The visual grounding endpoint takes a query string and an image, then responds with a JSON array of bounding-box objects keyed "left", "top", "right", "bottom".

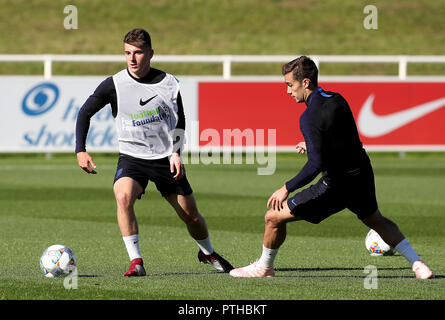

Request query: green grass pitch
[{"left": 0, "top": 152, "right": 444, "bottom": 300}]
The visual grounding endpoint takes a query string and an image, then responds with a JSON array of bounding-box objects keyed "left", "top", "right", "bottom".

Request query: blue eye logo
[{"left": 22, "top": 83, "right": 59, "bottom": 116}]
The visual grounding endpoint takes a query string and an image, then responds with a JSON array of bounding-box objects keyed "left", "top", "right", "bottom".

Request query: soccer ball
[
  {"left": 365, "top": 229, "right": 394, "bottom": 256},
  {"left": 40, "top": 244, "right": 77, "bottom": 278}
]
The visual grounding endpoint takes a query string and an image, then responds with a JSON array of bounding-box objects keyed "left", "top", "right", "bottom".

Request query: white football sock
[
  {"left": 257, "top": 244, "right": 279, "bottom": 267},
  {"left": 195, "top": 236, "right": 214, "bottom": 255},
  {"left": 394, "top": 238, "right": 421, "bottom": 266},
  {"left": 123, "top": 234, "right": 142, "bottom": 261}
]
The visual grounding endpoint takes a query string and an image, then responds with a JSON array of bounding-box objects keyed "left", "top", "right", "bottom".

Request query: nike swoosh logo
[
  {"left": 139, "top": 95, "right": 158, "bottom": 106},
  {"left": 358, "top": 94, "right": 445, "bottom": 137}
]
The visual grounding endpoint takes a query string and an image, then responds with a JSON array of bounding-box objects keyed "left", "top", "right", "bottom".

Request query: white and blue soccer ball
[
  {"left": 40, "top": 244, "right": 77, "bottom": 278},
  {"left": 365, "top": 229, "right": 394, "bottom": 256}
]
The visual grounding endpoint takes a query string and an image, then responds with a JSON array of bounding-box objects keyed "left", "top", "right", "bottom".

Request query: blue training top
[{"left": 285, "top": 87, "right": 369, "bottom": 192}]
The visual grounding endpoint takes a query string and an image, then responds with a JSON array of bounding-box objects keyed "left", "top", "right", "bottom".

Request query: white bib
[{"left": 113, "top": 69, "right": 179, "bottom": 159}]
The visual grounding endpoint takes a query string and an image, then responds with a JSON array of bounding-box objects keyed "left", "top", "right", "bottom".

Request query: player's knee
[
  {"left": 187, "top": 215, "right": 201, "bottom": 225},
  {"left": 182, "top": 213, "right": 202, "bottom": 227},
  {"left": 264, "top": 209, "right": 282, "bottom": 227},
  {"left": 360, "top": 209, "right": 383, "bottom": 227},
  {"left": 380, "top": 216, "right": 400, "bottom": 231},
  {"left": 114, "top": 191, "right": 133, "bottom": 209},
  {"left": 183, "top": 203, "right": 199, "bottom": 217},
  {"left": 178, "top": 207, "right": 201, "bottom": 225}
]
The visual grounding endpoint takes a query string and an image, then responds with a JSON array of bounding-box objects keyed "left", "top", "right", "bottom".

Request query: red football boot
[{"left": 124, "top": 258, "right": 146, "bottom": 277}]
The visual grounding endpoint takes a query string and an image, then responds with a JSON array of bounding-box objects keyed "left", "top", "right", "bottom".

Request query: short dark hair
[
  {"left": 123, "top": 28, "right": 152, "bottom": 49},
  {"left": 282, "top": 56, "right": 318, "bottom": 87}
]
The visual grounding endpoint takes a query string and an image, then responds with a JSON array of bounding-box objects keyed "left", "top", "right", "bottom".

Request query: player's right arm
[
  {"left": 77, "top": 151, "right": 97, "bottom": 174},
  {"left": 285, "top": 121, "right": 322, "bottom": 192},
  {"left": 75, "top": 76, "right": 117, "bottom": 174},
  {"left": 267, "top": 185, "right": 289, "bottom": 211}
]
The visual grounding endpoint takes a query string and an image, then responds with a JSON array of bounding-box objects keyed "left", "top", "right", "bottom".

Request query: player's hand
[
  {"left": 296, "top": 141, "right": 307, "bottom": 154},
  {"left": 267, "top": 185, "right": 289, "bottom": 211},
  {"left": 170, "top": 153, "right": 185, "bottom": 180},
  {"left": 77, "top": 152, "right": 97, "bottom": 174}
]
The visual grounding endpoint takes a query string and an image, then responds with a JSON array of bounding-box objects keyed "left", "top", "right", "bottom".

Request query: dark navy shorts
[
  {"left": 287, "top": 164, "right": 378, "bottom": 224},
  {"left": 113, "top": 153, "right": 193, "bottom": 198}
]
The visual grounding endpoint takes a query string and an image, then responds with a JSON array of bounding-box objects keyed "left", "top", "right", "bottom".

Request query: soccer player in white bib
[{"left": 75, "top": 28, "right": 233, "bottom": 276}]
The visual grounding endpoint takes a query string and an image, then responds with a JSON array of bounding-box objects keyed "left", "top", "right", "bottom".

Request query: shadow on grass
[
  {"left": 274, "top": 267, "right": 444, "bottom": 279},
  {"left": 149, "top": 271, "right": 221, "bottom": 277},
  {"left": 77, "top": 271, "right": 224, "bottom": 278},
  {"left": 276, "top": 267, "right": 410, "bottom": 272}
]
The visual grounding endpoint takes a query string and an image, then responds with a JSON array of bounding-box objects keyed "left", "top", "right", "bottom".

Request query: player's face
[
  {"left": 124, "top": 43, "right": 154, "bottom": 78},
  {"left": 284, "top": 72, "right": 307, "bottom": 103}
]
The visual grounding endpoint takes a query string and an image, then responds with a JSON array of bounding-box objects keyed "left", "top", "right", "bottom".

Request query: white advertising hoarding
[{"left": 0, "top": 76, "right": 198, "bottom": 152}]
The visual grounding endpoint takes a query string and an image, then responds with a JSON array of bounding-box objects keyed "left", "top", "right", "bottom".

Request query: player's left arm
[
  {"left": 170, "top": 91, "right": 186, "bottom": 180},
  {"left": 267, "top": 137, "right": 318, "bottom": 210},
  {"left": 170, "top": 152, "right": 185, "bottom": 180}
]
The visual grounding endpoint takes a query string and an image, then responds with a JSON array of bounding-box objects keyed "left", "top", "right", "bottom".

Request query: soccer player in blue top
[{"left": 230, "top": 56, "right": 433, "bottom": 279}]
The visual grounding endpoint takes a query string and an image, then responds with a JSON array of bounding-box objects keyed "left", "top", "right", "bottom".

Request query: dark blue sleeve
[
  {"left": 285, "top": 118, "right": 322, "bottom": 192},
  {"left": 75, "top": 77, "right": 115, "bottom": 153}
]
